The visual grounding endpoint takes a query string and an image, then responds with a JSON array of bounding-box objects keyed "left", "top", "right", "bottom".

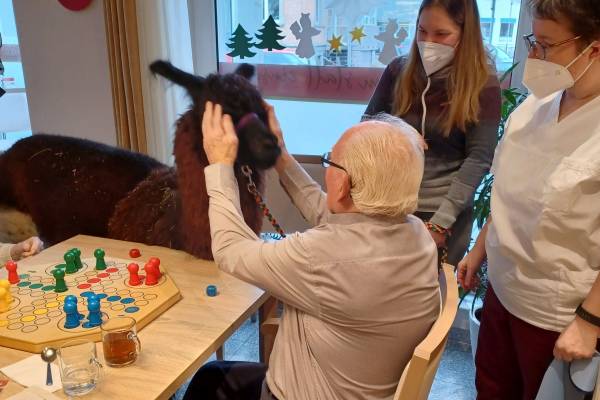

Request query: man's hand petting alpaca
[
  {"left": 264, "top": 102, "right": 293, "bottom": 174},
  {"left": 202, "top": 101, "right": 239, "bottom": 166}
]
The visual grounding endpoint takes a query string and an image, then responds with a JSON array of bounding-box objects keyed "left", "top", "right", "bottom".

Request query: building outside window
[
  {"left": 500, "top": 18, "right": 516, "bottom": 38},
  {"left": 264, "top": 0, "right": 281, "bottom": 22}
]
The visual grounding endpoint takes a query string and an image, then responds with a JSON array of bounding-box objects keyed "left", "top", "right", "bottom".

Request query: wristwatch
[{"left": 575, "top": 303, "right": 600, "bottom": 328}]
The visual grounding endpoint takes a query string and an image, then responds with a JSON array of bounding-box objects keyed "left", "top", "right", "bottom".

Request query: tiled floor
[{"left": 174, "top": 318, "right": 477, "bottom": 399}]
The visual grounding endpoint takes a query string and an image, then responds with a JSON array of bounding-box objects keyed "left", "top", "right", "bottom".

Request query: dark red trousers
[{"left": 475, "top": 286, "right": 560, "bottom": 400}]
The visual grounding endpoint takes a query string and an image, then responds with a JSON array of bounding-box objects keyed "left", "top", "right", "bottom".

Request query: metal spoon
[{"left": 41, "top": 347, "right": 57, "bottom": 386}]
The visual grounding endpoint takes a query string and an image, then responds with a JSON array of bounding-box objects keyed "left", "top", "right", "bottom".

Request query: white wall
[{"left": 12, "top": 0, "right": 117, "bottom": 146}]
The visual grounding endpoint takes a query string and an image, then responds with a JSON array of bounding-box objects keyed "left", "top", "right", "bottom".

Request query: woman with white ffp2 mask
[
  {"left": 365, "top": 0, "right": 501, "bottom": 267},
  {"left": 458, "top": 0, "right": 600, "bottom": 398}
]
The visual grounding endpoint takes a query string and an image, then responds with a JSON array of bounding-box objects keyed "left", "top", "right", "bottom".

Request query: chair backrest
[{"left": 393, "top": 263, "right": 459, "bottom": 400}]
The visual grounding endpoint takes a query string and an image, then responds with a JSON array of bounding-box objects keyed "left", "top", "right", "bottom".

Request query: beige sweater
[
  {"left": 0, "top": 243, "right": 13, "bottom": 265},
  {"left": 205, "top": 160, "right": 440, "bottom": 400}
]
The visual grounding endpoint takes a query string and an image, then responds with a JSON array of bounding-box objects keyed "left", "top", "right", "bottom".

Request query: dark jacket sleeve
[
  {"left": 363, "top": 58, "right": 404, "bottom": 117},
  {"left": 429, "top": 75, "right": 502, "bottom": 228}
]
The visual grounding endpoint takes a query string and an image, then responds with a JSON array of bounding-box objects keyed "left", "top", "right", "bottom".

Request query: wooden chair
[
  {"left": 259, "top": 264, "right": 458, "bottom": 400},
  {"left": 394, "top": 263, "right": 458, "bottom": 400}
]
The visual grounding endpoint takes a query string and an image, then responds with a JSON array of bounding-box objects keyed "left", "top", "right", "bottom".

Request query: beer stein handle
[{"left": 128, "top": 331, "right": 141, "bottom": 354}]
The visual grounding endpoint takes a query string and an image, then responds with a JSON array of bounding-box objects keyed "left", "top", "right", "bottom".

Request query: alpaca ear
[
  {"left": 149, "top": 60, "right": 205, "bottom": 92},
  {"left": 235, "top": 63, "right": 255, "bottom": 80}
]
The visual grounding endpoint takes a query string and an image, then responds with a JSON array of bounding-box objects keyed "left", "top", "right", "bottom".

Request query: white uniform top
[{"left": 487, "top": 91, "right": 600, "bottom": 332}]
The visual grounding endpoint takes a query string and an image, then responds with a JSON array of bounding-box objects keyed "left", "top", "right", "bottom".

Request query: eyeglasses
[
  {"left": 523, "top": 33, "right": 581, "bottom": 60},
  {"left": 320, "top": 152, "right": 347, "bottom": 172},
  {"left": 321, "top": 151, "right": 353, "bottom": 188}
]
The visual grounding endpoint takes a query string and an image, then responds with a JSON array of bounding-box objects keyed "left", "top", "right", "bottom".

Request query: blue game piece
[
  {"left": 86, "top": 298, "right": 102, "bottom": 327},
  {"left": 206, "top": 285, "right": 218, "bottom": 297},
  {"left": 65, "top": 295, "right": 77, "bottom": 303},
  {"left": 64, "top": 302, "right": 80, "bottom": 329},
  {"left": 65, "top": 295, "right": 85, "bottom": 320}
]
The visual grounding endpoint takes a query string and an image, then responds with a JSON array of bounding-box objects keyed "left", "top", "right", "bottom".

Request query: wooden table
[{"left": 0, "top": 235, "right": 270, "bottom": 399}]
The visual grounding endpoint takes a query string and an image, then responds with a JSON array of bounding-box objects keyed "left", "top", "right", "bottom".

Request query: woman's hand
[
  {"left": 457, "top": 250, "right": 485, "bottom": 291},
  {"left": 553, "top": 317, "right": 599, "bottom": 362},
  {"left": 10, "top": 236, "right": 44, "bottom": 261},
  {"left": 429, "top": 230, "right": 447, "bottom": 247},
  {"left": 201, "top": 101, "right": 239, "bottom": 166}
]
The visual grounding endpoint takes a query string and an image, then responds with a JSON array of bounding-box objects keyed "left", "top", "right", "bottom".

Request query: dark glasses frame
[
  {"left": 523, "top": 33, "right": 581, "bottom": 60},
  {"left": 320, "top": 152, "right": 347, "bottom": 172}
]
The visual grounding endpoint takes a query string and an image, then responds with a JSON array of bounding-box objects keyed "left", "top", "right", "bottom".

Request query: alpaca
[{"left": 0, "top": 61, "right": 280, "bottom": 260}]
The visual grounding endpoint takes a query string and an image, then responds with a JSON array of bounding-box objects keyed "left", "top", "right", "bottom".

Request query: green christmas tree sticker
[
  {"left": 255, "top": 15, "right": 286, "bottom": 51},
  {"left": 226, "top": 24, "right": 256, "bottom": 59}
]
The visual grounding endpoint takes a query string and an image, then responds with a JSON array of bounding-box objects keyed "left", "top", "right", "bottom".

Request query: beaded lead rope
[{"left": 241, "top": 165, "right": 286, "bottom": 238}]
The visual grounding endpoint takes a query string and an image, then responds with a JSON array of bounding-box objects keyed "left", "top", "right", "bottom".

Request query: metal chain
[{"left": 241, "top": 165, "right": 286, "bottom": 238}]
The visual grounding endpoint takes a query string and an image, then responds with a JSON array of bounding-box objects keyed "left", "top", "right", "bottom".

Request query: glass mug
[
  {"left": 58, "top": 339, "right": 103, "bottom": 397},
  {"left": 101, "top": 316, "right": 141, "bottom": 367}
]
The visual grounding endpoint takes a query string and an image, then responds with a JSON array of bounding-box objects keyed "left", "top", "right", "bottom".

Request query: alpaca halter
[
  {"left": 235, "top": 113, "right": 259, "bottom": 131},
  {"left": 241, "top": 165, "right": 286, "bottom": 238}
]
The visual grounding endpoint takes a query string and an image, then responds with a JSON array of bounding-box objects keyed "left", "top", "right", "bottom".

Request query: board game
[{"left": 0, "top": 249, "right": 182, "bottom": 352}]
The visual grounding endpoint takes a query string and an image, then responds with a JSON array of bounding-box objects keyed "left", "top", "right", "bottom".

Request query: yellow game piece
[
  {"left": 0, "top": 288, "right": 8, "bottom": 313},
  {"left": 0, "top": 280, "right": 11, "bottom": 304}
]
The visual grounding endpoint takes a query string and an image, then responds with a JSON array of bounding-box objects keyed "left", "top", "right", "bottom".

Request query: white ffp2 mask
[
  {"left": 418, "top": 41, "right": 456, "bottom": 76},
  {"left": 522, "top": 41, "right": 597, "bottom": 98}
]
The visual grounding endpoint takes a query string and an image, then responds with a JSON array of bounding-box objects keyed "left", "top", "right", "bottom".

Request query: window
[
  {"left": 264, "top": 0, "right": 281, "bottom": 22},
  {"left": 0, "top": 0, "right": 31, "bottom": 151},
  {"left": 480, "top": 18, "right": 493, "bottom": 42},
  {"left": 214, "top": 0, "right": 526, "bottom": 155},
  {"left": 500, "top": 18, "right": 516, "bottom": 38}
]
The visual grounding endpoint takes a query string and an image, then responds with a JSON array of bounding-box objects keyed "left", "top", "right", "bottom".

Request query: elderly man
[{"left": 183, "top": 102, "right": 440, "bottom": 400}]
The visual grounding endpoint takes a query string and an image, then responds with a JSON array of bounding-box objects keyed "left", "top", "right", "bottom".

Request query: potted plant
[{"left": 461, "top": 63, "right": 527, "bottom": 359}]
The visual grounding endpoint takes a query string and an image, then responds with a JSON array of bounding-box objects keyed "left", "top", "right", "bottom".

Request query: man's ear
[{"left": 339, "top": 174, "right": 352, "bottom": 200}]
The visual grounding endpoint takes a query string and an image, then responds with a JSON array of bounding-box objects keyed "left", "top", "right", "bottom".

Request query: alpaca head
[{"left": 149, "top": 60, "right": 280, "bottom": 170}]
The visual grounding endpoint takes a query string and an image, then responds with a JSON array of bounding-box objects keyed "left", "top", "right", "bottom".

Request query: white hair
[{"left": 341, "top": 114, "right": 425, "bottom": 218}]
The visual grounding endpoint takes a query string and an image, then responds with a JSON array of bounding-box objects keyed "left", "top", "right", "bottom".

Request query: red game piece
[
  {"left": 127, "top": 263, "right": 142, "bottom": 286},
  {"left": 144, "top": 262, "right": 159, "bottom": 286},
  {"left": 5, "top": 261, "right": 19, "bottom": 284},
  {"left": 129, "top": 248, "right": 141, "bottom": 258},
  {"left": 148, "top": 257, "right": 161, "bottom": 277}
]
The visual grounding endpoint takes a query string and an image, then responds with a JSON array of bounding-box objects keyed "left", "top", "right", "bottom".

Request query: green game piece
[
  {"left": 94, "top": 248, "right": 107, "bottom": 271},
  {"left": 70, "top": 248, "right": 83, "bottom": 270},
  {"left": 74, "top": 248, "right": 83, "bottom": 270},
  {"left": 52, "top": 269, "right": 68, "bottom": 293},
  {"left": 64, "top": 251, "right": 77, "bottom": 274}
]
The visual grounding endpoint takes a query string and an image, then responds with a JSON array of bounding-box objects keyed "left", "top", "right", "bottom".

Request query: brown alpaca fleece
[
  {"left": 0, "top": 62, "right": 277, "bottom": 261},
  {"left": 171, "top": 111, "right": 264, "bottom": 259},
  {"left": 109, "top": 111, "right": 264, "bottom": 260}
]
